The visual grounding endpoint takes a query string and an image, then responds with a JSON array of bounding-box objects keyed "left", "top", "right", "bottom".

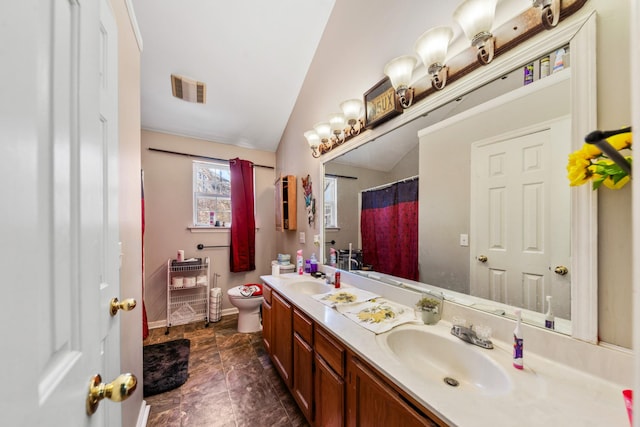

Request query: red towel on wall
[{"left": 229, "top": 158, "right": 256, "bottom": 272}]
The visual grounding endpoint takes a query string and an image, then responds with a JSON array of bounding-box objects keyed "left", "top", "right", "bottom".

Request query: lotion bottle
[
  {"left": 544, "top": 296, "right": 555, "bottom": 330},
  {"left": 513, "top": 310, "right": 524, "bottom": 370},
  {"left": 296, "top": 249, "right": 304, "bottom": 275},
  {"left": 329, "top": 248, "right": 337, "bottom": 267}
]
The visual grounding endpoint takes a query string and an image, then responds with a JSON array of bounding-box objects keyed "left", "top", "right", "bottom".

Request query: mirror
[{"left": 322, "top": 12, "right": 597, "bottom": 339}]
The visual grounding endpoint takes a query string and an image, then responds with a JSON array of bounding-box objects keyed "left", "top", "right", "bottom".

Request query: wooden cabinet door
[
  {"left": 315, "top": 354, "right": 345, "bottom": 427},
  {"left": 272, "top": 292, "right": 293, "bottom": 388},
  {"left": 347, "top": 356, "right": 440, "bottom": 427},
  {"left": 261, "top": 300, "right": 272, "bottom": 354},
  {"left": 293, "top": 332, "right": 314, "bottom": 423}
]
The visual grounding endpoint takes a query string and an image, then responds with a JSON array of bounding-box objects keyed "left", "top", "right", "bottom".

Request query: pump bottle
[
  {"left": 545, "top": 296, "right": 555, "bottom": 330},
  {"left": 513, "top": 310, "right": 524, "bottom": 370}
]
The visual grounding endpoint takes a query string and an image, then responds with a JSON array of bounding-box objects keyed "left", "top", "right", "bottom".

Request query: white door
[
  {"left": 470, "top": 118, "right": 571, "bottom": 318},
  {"left": 0, "top": 1, "right": 126, "bottom": 426}
]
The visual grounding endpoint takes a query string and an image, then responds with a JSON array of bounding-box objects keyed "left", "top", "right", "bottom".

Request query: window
[
  {"left": 193, "top": 161, "right": 232, "bottom": 226},
  {"left": 324, "top": 176, "right": 337, "bottom": 228}
]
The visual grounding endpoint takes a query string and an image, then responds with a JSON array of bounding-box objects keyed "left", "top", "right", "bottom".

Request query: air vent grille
[{"left": 171, "top": 74, "right": 206, "bottom": 104}]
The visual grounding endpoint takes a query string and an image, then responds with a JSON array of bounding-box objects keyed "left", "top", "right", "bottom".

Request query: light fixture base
[{"left": 429, "top": 64, "right": 448, "bottom": 91}]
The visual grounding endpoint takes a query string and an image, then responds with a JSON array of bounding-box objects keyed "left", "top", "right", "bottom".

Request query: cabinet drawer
[
  {"left": 293, "top": 308, "right": 313, "bottom": 344},
  {"left": 263, "top": 284, "right": 272, "bottom": 304},
  {"left": 314, "top": 326, "right": 345, "bottom": 377}
]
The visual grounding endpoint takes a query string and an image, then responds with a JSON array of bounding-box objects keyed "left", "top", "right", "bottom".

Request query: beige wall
[
  {"left": 276, "top": 0, "right": 632, "bottom": 348},
  {"left": 111, "top": 0, "right": 143, "bottom": 425},
  {"left": 141, "top": 130, "right": 276, "bottom": 323}
]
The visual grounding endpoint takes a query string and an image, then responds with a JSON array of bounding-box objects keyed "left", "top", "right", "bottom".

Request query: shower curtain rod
[
  {"left": 325, "top": 173, "right": 358, "bottom": 180},
  {"left": 360, "top": 175, "right": 419, "bottom": 193},
  {"left": 148, "top": 147, "right": 275, "bottom": 170}
]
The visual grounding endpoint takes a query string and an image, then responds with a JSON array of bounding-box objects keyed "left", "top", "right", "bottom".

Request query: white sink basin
[
  {"left": 286, "top": 280, "right": 334, "bottom": 295},
  {"left": 376, "top": 324, "right": 512, "bottom": 396}
]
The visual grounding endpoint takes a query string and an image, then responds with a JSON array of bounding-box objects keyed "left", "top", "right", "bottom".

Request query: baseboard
[
  {"left": 136, "top": 400, "right": 150, "bottom": 427},
  {"left": 147, "top": 308, "right": 239, "bottom": 330}
]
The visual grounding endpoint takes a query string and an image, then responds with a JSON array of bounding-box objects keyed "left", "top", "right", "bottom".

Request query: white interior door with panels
[
  {"left": 470, "top": 118, "right": 571, "bottom": 318},
  {"left": 0, "top": 1, "right": 127, "bottom": 425}
]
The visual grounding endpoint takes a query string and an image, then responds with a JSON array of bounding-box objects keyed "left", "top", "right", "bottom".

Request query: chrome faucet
[{"left": 450, "top": 324, "right": 493, "bottom": 349}]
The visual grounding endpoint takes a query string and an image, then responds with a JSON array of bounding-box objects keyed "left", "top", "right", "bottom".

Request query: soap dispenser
[
  {"left": 544, "top": 296, "right": 555, "bottom": 330},
  {"left": 513, "top": 310, "right": 524, "bottom": 370}
]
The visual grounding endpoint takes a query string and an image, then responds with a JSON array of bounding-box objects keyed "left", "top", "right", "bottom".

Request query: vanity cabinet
[
  {"left": 292, "top": 308, "right": 314, "bottom": 422},
  {"left": 275, "top": 174, "right": 297, "bottom": 231},
  {"left": 262, "top": 284, "right": 273, "bottom": 354},
  {"left": 272, "top": 291, "right": 293, "bottom": 388},
  {"left": 346, "top": 355, "right": 443, "bottom": 427},
  {"left": 263, "top": 285, "right": 444, "bottom": 427},
  {"left": 314, "top": 325, "right": 346, "bottom": 427}
]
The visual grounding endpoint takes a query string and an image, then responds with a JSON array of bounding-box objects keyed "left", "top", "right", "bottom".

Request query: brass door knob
[
  {"left": 110, "top": 297, "right": 137, "bottom": 316},
  {"left": 477, "top": 255, "right": 488, "bottom": 263},
  {"left": 554, "top": 266, "right": 568, "bottom": 276},
  {"left": 86, "top": 373, "right": 137, "bottom": 415}
]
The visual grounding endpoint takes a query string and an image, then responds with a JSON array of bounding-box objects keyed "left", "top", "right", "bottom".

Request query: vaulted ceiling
[{"left": 133, "top": 0, "right": 528, "bottom": 157}]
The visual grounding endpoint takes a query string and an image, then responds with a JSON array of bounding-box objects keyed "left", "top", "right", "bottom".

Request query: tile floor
[{"left": 143, "top": 315, "right": 309, "bottom": 427}]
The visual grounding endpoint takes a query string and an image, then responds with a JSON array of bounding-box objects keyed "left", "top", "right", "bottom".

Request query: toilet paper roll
[
  {"left": 210, "top": 288, "right": 222, "bottom": 296},
  {"left": 172, "top": 276, "right": 184, "bottom": 287},
  {"left": 177, "top": 250, "right": 185, "bottom": 262}
]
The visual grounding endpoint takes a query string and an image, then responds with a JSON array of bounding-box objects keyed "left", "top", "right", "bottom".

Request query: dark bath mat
[{"left": 143, "top": 338, "right": 190, "bottom": 397}]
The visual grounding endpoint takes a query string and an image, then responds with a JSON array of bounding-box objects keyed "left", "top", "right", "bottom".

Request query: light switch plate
[
  {"left": 299, "top": 232, "right": 305, "bottom": 244},
  {"left": 460, "top": 234, "right": 469, "bottom": 247}
]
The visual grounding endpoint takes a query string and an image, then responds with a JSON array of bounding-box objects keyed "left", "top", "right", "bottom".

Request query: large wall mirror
[{"left": 322, "top": 10, "right": 597, "bottom": 341}]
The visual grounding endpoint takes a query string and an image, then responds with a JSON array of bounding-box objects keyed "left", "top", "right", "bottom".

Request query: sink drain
[{"left": 443, "top": 377, "right": 459, "bottom": 387}]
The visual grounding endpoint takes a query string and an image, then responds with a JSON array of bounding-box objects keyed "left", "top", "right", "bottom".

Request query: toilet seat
[{"left": 228, "top": 285, "right": 263, "bottom": 299}]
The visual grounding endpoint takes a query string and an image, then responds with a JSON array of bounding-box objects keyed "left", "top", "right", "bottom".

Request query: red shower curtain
[
  {"left": 229, "top": 158, "right": 256, "bottom": 272},
  {"left": 360, "top": 178, "right": 419, "bottom": 281},
  {"left": 141, "top": 170, "right": 149, "bottom": 339}
]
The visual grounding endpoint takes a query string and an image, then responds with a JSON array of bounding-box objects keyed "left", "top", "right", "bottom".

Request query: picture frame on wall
[{"left": 364, "top": 76, "right": 403, "bottom": 129}]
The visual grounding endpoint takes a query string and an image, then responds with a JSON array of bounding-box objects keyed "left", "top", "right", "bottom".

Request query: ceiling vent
[{"left": 171, "top": 74, "right": 206, "bottom": 104}]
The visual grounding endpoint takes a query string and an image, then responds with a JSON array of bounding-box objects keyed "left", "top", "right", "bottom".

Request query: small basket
[{"left": 172, "top": 303, "right": 196, "bottom": 323}]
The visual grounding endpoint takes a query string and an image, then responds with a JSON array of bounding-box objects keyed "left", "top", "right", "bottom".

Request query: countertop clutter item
[
  {"left": 513, "top": 309, "right": 524, "bottom": 370},
  {"left": 272, "top": 260, "right": 295, "bottom": 272},
  {"left": 166, "top": 257, "right": 210, "bottom": 333},
  {"left": 277, "top": 253, "right": 291, "bottom": 265}
]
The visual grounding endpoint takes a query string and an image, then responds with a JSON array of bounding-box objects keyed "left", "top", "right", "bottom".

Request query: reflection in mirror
[{"left": 322, "top": 17, "right": 596, "bottom": 336}]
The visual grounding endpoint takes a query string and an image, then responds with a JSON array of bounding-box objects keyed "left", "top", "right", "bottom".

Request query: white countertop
[{"left": 261, "top": 273, "right": 630, "bottom": 427}]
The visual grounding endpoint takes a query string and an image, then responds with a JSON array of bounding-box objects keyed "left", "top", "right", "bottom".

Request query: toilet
[{"left": 227, "top": 284, "right": 264, "bottom": 333}]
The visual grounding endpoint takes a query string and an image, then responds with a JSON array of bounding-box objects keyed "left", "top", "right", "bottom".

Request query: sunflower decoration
[
  {"left": 357, "top": 304, "right": 398, "bottom": 324},
  {"left": 324, "top": 291, "right": 356, "bottom": 304},
  {"left": 567, "top": 127, "right": 632, "bottom": 190}
]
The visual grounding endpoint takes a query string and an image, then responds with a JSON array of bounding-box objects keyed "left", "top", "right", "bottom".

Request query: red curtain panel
[
  {"left": 229, "top": 158, "right": 256, "bottom": 272},
  {"left": 360, "top": 178, "right": 419, "bottom": 281},
  {"left": 141, "top": 170, "right": 149, "bottom": 339}
]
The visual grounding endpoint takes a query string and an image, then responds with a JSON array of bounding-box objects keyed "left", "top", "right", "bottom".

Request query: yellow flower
[
  {"left": 606, "top": 131, "right": 632, "bottom": 151},
  {"left": 579, "top": 143, "right": 601, "bottom": 159},
  {"left": 566, "top": 128, "right": 632, "bottom": 190},
  {"left": 566, "top": 153, "right": 592, "bottom": 186},
  {"left": 603, "top": 175, "right": 630, "bottom": 190}
]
